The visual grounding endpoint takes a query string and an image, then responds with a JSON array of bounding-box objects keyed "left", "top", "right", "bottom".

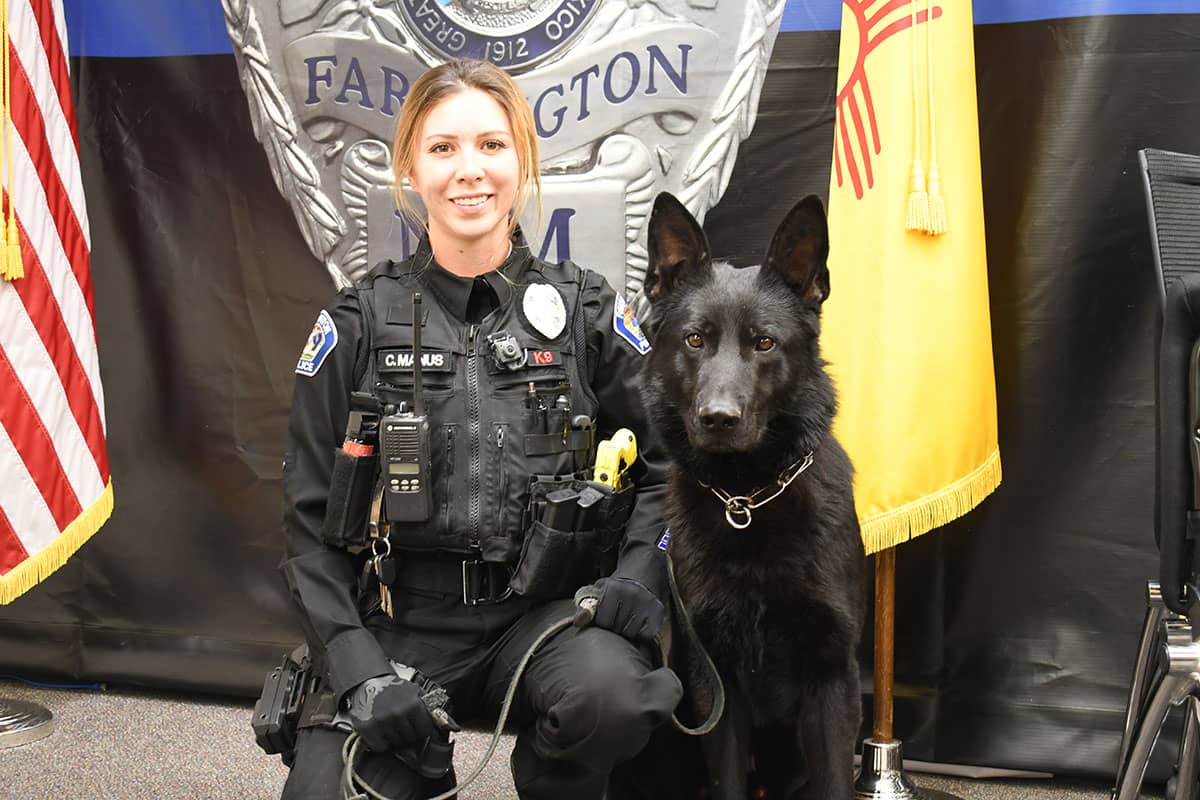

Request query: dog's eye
[
  {"left": 685, "top": 333, "right": 704, "bottom": 349},
  {"left": 755, "top": 336, "right": 776, "bottom": 352}
]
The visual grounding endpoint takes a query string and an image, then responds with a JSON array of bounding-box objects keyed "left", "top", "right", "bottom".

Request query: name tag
[{"left": 378, "top": 349, "right": 455, "bottom": 373}]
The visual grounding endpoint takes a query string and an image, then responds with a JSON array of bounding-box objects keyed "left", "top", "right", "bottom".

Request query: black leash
[
  {"left": 340, "top": 553, "right": 726, "bottom": 800},
  {"left": 661, "top": 552, "right": 725, "bottom": 736}
]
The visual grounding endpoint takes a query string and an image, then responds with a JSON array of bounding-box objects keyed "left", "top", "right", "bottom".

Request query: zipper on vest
[
  {"left": 495, "top": 422, "right": 508, "bottom": 533},
  {"left": 443, "top": 425, "right": 455, "bottom": 530},
  {"left": 467, "top": 324, "right": 481, "bottom": 550}
]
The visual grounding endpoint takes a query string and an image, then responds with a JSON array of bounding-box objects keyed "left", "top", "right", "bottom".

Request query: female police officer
[{"left": 278, "top": 59, "right": 682, "bottom": 799}]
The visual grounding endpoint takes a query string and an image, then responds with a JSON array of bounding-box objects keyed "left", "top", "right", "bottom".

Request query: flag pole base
[
  {"left": 855, "top": 738, "right": 963, "bottom": 800},
  {"left": 0, "top": 698, "right": 54, "bottom": 749}
]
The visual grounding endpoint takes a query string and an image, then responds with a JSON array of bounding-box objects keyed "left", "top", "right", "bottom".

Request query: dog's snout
[{"left": 698, "top": 402, "right": 742, "bottom": 430}]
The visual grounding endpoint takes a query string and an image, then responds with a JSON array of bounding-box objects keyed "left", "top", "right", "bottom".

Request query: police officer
[{"left": 278, "top": 59, "right": 683, "bottom": 799}]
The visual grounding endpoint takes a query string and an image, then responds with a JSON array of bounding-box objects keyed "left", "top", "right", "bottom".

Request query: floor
[{"left": 0, "top": 679, "right": 1151, "bottom": 800}]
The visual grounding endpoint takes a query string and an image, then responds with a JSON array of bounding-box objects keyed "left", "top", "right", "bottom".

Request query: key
[
  {"left": 376, "top": 554, "right": 398, "bottom": 585},
  {"left": 374, "top": 554, "right": 396, "bottom": 618}
]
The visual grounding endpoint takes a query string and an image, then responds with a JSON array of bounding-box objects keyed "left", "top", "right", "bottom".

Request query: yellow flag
[{"left": 823, "top": 0, "right": 1000, "bottom": 555}]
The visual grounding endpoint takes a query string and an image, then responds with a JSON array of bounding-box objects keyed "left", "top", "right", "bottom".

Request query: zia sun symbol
[{"left": 834, "top": 0, "right": 942, "bottom": 200}]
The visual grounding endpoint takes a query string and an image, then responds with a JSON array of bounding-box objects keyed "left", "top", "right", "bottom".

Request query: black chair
[{"left": 1113, "top": 148, "right": 1200, "bottom": 800}]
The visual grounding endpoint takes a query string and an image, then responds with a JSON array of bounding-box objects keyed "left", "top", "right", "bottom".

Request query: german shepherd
[{"left": 639, "top": 192, "right": 866, "bottom": 800}]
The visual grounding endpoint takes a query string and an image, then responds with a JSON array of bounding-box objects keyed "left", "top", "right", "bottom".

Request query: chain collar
[{"left": 700, "top": 451, "right": 815, "bottom": 530}]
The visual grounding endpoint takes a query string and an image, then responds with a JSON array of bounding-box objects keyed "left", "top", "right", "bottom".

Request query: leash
[
  {"left": 340, "top": 555, "right": 727, "bottom": 800},
  {"left": 660, "top": 552, "right": 726, "bottom": 736},
  {"left": 341, "top": 613, "right": 575, "bottom": 800}
]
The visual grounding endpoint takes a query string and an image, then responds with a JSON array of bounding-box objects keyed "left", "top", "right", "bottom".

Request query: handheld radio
[{"left": 381, "top": 292, "right": 433, "bottom": 522}]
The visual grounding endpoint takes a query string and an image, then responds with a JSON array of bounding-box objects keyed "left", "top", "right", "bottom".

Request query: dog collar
[{"left": 701, "top": 452, "right": 815, "bottom": 531}]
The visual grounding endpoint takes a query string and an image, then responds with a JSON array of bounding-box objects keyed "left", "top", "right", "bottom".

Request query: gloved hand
[
  {"left": 346, "top": 673, "right": 437, "bottom": 753},
  {"left": 589, "top": 575, "right": 666, "bottom": 644}
]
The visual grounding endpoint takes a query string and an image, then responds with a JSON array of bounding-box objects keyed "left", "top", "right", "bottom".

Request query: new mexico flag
[{"left": 823, "top": 0, "right": 1001, "bottom": 555}]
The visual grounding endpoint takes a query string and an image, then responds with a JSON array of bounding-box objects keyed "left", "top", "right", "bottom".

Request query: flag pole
[
  {"left": 854, "top": 547, "right": 961, "bottom": 800},
  {"left": 0, "top": 698, "right": 54, "bottom": 749}
]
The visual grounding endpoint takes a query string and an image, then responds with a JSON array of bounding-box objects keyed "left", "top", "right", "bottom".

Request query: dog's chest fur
[{"left": 667, "top": 466, "right": 860, "bottom": 720}]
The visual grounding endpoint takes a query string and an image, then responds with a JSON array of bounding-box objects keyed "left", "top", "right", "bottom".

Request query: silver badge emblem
[
  {"left": 523, "top": 282, "right": 567, "bottom": 340},
  {"left": 223, "top": 0, "right": 785, "bottom": 299}
]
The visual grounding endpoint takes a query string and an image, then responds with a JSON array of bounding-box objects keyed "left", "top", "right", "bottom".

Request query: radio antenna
[{"left": 412, "top": 292, "right": 424, "bottom": 417}]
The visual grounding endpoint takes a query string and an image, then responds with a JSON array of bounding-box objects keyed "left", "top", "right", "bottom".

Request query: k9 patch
[
  {"left": 296, "top": 309, "right": 337, "bottom": 377},
  {"left": 613, "top": 293, "right": 651, "bottom": 355}
]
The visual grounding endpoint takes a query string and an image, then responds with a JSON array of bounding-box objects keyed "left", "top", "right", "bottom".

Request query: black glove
[
  {"left": 590, "top": 575, "right": 666, "bottom": 644},
  {"left": 346, "top": 673, "right": 437, "bottom": 753}
]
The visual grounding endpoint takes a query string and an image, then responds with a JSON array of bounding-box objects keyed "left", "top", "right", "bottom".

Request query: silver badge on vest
[{"left": 522, "top": 283, "right": 567, "bottom": 340}]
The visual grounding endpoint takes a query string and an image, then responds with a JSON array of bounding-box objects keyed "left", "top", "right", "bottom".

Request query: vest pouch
[
  {"left": 320, "top": 448, "right": 379, "bottom": 549},
  {"left": 509, "top": 520, "right": 602, "bottom": 601},
  {"left": 509, "top": 475, "right": 638, "bottom": 599}
]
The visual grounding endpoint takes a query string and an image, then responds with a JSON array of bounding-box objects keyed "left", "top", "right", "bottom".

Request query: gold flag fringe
[
  {"left": 0, "top": 480, "right": 114, "bottom": 604},
  {"left": 904, "top": 0, "right": 928, "bottom": 233},
  {"left": 859, "top": 448, "right": 1001, "bottom": 556}
]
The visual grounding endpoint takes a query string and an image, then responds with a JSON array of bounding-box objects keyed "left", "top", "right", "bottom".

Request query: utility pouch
[
  {"left": 510, "top": 520, "right": 603, "bottom": 601},
  {"left": 320, "top": 448, "right": 379, "bottom": 549},
  {"left": 252, "top": 645, "right": 311, "bottom": 766},
  {"left": 510, "top": 475, "right": 636, "bottom": 600}
]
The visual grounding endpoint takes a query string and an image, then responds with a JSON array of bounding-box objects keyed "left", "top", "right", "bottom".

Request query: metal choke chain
[{"left": 702, "top": 451, "right": 815, "bottom": 530}]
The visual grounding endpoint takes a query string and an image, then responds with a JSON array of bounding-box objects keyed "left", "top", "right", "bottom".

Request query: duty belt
[{"left": 390, "top": 553, "right": 513, "bottom": 606}]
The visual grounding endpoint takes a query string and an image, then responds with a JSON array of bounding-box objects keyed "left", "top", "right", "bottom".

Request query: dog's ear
[
  {"left": 762, "top": 195, "right": 830, "bottom": 306},
  {"left": 645, "top": 192, "right": 711, "bottom": 302}
]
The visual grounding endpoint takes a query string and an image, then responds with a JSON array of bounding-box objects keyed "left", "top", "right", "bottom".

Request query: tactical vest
[{"left": 360, "top": 259, "right": 599, "bottom": 564}]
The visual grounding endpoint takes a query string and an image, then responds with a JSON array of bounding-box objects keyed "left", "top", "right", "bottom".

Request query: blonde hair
[{"left": 392, "top": 59, "right": 541, "bottom": 238}]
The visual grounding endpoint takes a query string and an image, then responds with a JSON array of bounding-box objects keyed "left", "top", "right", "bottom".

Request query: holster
[
  {"left": 509, "top": 473, "right": 636, "bottom": 601},
  {"left": 252, "top": 644, "right": 313, "bottom": 767}
]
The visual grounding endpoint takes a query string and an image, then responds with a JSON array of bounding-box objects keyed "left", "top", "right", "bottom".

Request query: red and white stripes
[{"left": 0, "top": 0, "right": 110, "bottom": 603}]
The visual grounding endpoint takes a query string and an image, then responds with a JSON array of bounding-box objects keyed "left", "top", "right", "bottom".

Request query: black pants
[{"left": 281, "top": 580, "right": 683, "bottom": 800}]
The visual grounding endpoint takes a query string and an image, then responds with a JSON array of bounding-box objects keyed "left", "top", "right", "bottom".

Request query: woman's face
[{"left": 406, "top": 88, "right": 521, "bottom": 254}]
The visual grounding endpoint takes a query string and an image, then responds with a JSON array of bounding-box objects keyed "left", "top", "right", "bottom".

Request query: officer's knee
[{"left": 536, "top": 640, "right": 682, "bottom": 767}]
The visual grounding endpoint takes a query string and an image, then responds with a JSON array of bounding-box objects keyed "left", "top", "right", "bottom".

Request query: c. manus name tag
[{"left": 378, "top": 349, "right": 455, "bottom": 373}]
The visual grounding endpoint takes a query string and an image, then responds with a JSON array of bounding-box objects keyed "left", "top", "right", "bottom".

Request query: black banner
[{"left": 2, "top": 11, "right": 1197, "bottom": 779}]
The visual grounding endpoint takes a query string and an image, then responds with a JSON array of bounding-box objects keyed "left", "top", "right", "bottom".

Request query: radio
[{"left": 381, "top": 292, "right": 433, "bottom": 522}]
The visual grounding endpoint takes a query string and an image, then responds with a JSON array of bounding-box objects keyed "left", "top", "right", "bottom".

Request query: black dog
[{"left": 639, "top": 192, "right": 866, "bottom": 800}]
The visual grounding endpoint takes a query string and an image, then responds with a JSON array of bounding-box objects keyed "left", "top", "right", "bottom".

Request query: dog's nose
[{"left": 698, "top": 403, "right": 742, "bottom": 430}]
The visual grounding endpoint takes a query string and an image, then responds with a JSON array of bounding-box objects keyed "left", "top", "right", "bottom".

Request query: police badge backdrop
[{"left": 0, "top": 0, "right": 1192, "bottom": 780}]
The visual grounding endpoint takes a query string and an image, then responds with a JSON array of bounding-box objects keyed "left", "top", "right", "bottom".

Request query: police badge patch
[
  {"left": 522, "top": 283, "right": 567, "bottom": 340},
  {"left": 296, "top": 309, "right": 338, "bottom": 376},
  {"left": 613, "top": 292, "right": 651, "bottom": 355}
]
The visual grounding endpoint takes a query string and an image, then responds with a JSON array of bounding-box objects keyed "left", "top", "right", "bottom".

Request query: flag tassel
[
  {"left": 0, "top": 0, "right": 21, "bottom": 281},
  {"left": 906, "top": 162, "right": 929, "bottom": 233},
  {"left": 5, "top": 218, "right": 23, "bottom": 280},
  {"left": 924, "top": 0, "right": 947, "bottom": 235},
  {"left": 904, "top": 0, "right": 929, "bottom": 233}
]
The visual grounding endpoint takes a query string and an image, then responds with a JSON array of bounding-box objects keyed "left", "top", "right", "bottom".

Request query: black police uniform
[{"left": 279, "top": 231, "right": 682, "bottom": 800}]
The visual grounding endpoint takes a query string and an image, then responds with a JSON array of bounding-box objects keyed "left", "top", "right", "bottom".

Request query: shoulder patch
[
  {"left": 657, "top": 528, "right": 671, "bottom": 552},
  {"left": 296, "top": 309, "right": 338, "bottom": 377},
  {"left": 613, "top": 293, "right": 651, "bottom": 355}
]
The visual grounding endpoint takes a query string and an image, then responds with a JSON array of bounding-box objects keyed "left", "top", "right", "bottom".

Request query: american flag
[{"left": 0, "top": 0, "right": 110, "bottom": 604}]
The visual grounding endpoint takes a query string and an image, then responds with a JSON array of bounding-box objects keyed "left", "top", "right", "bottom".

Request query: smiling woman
[
  {"left": 275, "top": 58, "right": 682, "bottom": 800},
  {"left": 389, "top": 60, "right": 542, "bottom": 276},
  {"left": 403, "top": 89, "right": 522, "bottom": 276}
]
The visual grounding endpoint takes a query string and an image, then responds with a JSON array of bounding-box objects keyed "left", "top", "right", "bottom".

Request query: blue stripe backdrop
[{"left": 62, "top": 0, "right": 1200, "bottom": 57}]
